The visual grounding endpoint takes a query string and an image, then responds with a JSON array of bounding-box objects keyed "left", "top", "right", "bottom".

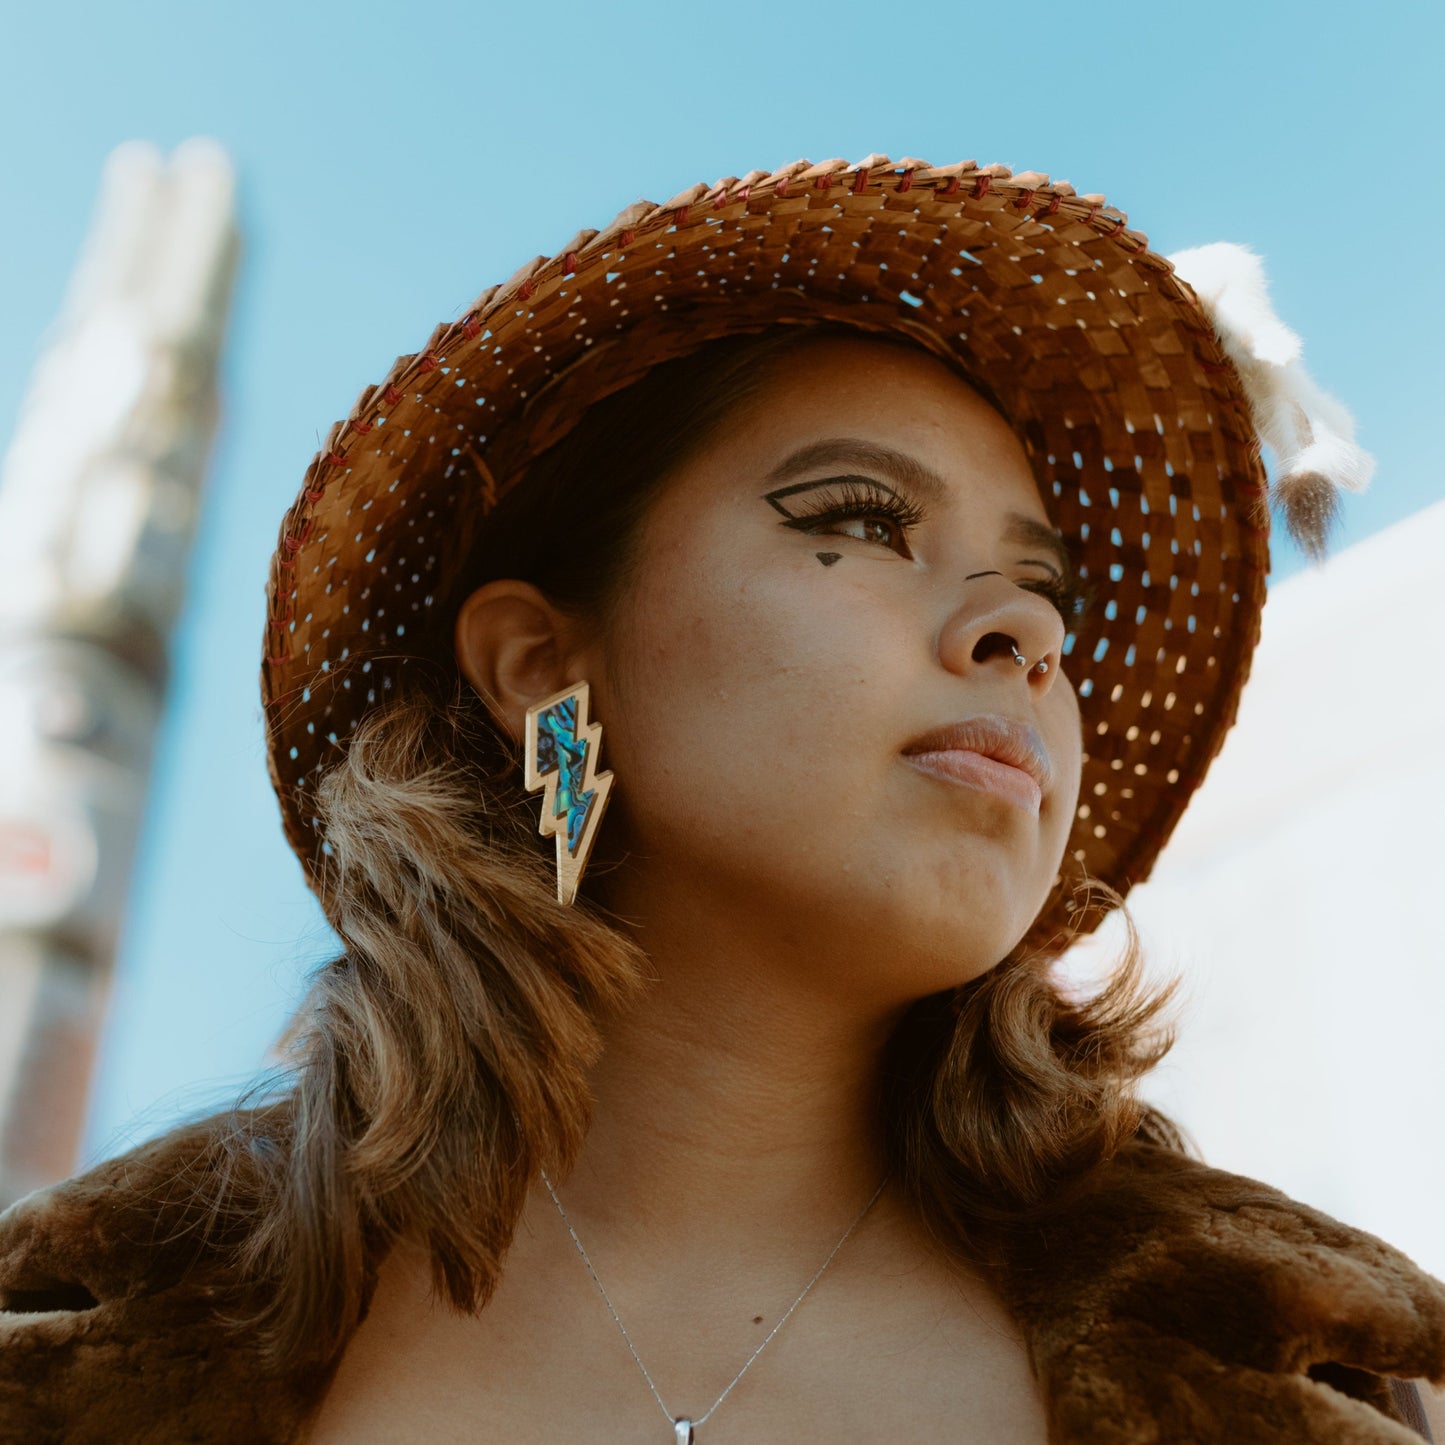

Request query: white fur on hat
[{"left": 1168, "top": 242, "right": 1374, "bottom": 559}]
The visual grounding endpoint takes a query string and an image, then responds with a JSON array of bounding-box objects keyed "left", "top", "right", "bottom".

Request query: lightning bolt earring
[{"left": 523, "top": 681, "right": 615, "bottom": 906}]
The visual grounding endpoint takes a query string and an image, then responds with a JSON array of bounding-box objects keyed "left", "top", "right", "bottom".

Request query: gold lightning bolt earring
[{"left": 523, "top": 681, "right": 616, "bottom": 906}]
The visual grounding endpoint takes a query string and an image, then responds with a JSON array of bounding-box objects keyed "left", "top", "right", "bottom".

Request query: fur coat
[{"left": 1, "top": 1125, "right": 1441, "bottom": 1444}]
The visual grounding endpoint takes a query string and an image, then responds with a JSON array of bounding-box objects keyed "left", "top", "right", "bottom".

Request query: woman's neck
[{"left": 540, "top": 885, "right": 910, "bottom": 1278}]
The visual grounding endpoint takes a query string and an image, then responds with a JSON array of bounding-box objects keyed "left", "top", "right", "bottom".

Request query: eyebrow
[{"left": 761, "top": 437, "right": 1075, "bottom": 577}]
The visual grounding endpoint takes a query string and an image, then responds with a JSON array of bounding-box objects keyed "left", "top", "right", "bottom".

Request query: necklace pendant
[{"left": 673, "top": 1419, "right": 695, "bottom": 1443}]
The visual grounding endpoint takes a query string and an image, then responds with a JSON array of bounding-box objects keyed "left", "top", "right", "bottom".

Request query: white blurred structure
[
  {"left": 1068, "top": 497, "right": 1445, "bottom": 1278},
  {"left": 0, "top": 141, "right": 239, "bottom": 1206}
]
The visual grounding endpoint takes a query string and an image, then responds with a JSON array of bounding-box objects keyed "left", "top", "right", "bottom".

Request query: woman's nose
[{"left": 936, "top": 575, "right": 1067, "bottom": 696}]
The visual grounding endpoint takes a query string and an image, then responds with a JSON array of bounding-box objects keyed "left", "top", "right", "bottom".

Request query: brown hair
[{"left": 202, "top": 325, "right": 1184, "bottom": 1367}]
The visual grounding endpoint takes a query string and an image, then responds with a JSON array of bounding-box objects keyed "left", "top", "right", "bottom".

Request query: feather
[{"left": 1168, "top": 242, "right": 1375, "bottom": 560}]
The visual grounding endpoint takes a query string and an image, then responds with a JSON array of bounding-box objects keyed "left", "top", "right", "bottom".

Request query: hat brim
[{"left": 262, "top": 154, "right": 1268, "bottom": 949}]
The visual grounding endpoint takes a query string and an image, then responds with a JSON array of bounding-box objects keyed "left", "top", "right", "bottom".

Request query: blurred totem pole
[{"left": 0, "top": 140, "right": 239, "bottom": 1206}]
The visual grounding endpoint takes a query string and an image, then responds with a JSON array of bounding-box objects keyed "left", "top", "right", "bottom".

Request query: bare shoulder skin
[
  {"left": 1419, "top": 1379, "right": 1445, "bottom": 1438},
  {"left": 309, "top": 1185, "right": 1047, "bottom": 1443}
]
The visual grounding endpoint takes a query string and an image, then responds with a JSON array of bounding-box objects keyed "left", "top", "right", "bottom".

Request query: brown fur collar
[{"left": 1, "top": 1128, "right": 1441, "bottom": 1443}]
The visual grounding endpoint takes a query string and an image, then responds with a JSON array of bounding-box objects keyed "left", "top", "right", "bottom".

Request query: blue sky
[{"left": 1, "top": 0, "right": 1439, "bottom": 1162}]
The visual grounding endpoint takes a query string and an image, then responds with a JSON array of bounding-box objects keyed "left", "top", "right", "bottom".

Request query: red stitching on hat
[
  {"left": 267, "top": 651, "right": 289, "bottom": 667},
  {"left": 563, "top": 252, "right": 578, "bottom": 276},
  {"left": 1109, "top": 215, "right": 1127, "bottom": 236},
  {"left": 972, "top": 175, "right": 991, "bottom": 200},
  {"left": 270, "top": 604, "right": 294, "bottom": 629},
  {"left": 897, "top": 170, "right": 914, "bottom": 193},
  {"left": 674, "top": 205, "right": 691, "bottom": 226},
  {"left": 1085, "top": 205, "right": 1100, "bottom": 226},
  {"left": 1041, "top": 193, "right": 1061, "bottom": 216},
  {"left": 461, "top": 314, "right": 482, "bottom": 339},
  {"left": 775, "top": 176, "right": 791, "bottom": 198},
  {"left": 283, "top": 517, "right": 315, "bottom": 552},
  {"left": 940, "top": 176, "right": 961, "bottom": 196},
  {"left": 1012, "top": 188, "right": 1035, "bottom": 211},
  {"left": 305, "top": 487, "right": 325, "bottom": 503},
  {"left": 814, "top": 174, "right": 831, "bottom": 191},
  {"left": 713, "top": 188, "right": 728, "bottom": 209},
  {"left": 518, "top": 279, "right": 537, "bottom": 301},
  {"left": 852, "top": 170, "right": 868, "bottom": 195},
  {"left": 417, "top": 353, "right": 440, "bottom": 372},
  {"left": 384, "top": 384, "right": 403, "bottom": 405},
  {"left": 351, "top": 418, "right": 374, "bottom": 436},
  {"left": 735, "top": 187, "right": 750, "bottom": 206},
  {"left": 620, "top": 227, "right": 636, "bottom": 246},
  {"left": 276, "top": 555, "right": 296, "bottom": 574},
  {"left": 324, "top": 450, "right": 347, "bottom": 468}
]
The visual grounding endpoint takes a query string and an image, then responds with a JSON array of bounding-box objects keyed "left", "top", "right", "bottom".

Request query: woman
[{"left": 2, "top": 154, "right": 1442, "bottom": 1444}]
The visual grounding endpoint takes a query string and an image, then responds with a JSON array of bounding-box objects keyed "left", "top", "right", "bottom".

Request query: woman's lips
[{"left": 905, "top": 748, "right": 1043, "bottom": 815}]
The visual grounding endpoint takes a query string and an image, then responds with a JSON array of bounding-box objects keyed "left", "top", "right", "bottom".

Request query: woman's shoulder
[
  {"left": 991, "top": 1137, "right": 1445, "bottom": 1441},
  {"left": 0, "top": 1112, "right": 329, "bottom": 1445}
]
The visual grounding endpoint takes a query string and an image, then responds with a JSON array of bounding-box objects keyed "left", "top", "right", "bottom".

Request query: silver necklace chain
[{"left": 539, "top": 1168, "right": 889, "bottom": 1442}]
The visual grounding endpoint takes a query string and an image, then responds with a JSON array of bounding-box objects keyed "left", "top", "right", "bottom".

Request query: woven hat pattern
[{"left": 262, "top": 155, "right": 1268, "bottom": 945}]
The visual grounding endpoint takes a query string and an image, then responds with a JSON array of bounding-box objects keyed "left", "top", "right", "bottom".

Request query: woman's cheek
[{"left": 614, "top": 582, "right": 877, "bottom": 848}]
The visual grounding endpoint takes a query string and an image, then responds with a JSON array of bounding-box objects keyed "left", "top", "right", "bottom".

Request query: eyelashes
[
  {"left": 1019, "top": 573, "right": 1093, "bottom": 628},
  {"left": 766, "top": 475, "right": 926, "bottom": 552},
  {"left": 763, "top": 473, "right": 1091, "bottom": 629}
]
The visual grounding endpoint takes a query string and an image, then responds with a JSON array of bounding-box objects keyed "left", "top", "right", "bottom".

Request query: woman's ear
[{"left": 454, "top": 580, "right": 581, "bottom": 744}]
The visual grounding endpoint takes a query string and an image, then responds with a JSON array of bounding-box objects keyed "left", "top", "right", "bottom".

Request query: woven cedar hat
[{"left": 260, "top": 153, "right": 1362, "bottom": 945}]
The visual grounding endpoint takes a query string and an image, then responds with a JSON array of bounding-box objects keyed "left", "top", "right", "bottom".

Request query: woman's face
[{"left": 584, "top": 335, "right": 1084, "bottom": 1007}]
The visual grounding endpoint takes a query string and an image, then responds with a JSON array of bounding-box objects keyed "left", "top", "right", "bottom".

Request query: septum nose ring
[{"left": 1010, "top": 643, "right": 1050, "bottom": 676}]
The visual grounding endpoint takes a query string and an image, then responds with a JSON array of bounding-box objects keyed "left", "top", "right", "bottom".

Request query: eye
[
  {"left": 765, "top": 475, "right": 925, "bottom": 560},
  {"left": 824, "top": 513, "right": 908, "bottom": 550},
  {"left": 1019, "top": 573, "right": 1089, "bottom": 627}
]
